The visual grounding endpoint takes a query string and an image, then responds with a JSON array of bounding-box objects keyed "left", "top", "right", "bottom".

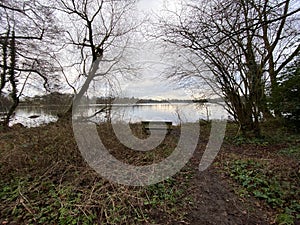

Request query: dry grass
[
  {"left": 0, "top": 120, "right": 299, "bottom": 224},
  {"left": 0, "top": 121, "right": 194, "bottom": 224}
]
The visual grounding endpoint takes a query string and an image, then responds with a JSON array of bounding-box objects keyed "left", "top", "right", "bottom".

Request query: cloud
[
  {"left": 137, "top": 0, "right": 163, "bottom": 11},
  {"left": 120, "top": 76, "right": 191, "bottom": 100}
]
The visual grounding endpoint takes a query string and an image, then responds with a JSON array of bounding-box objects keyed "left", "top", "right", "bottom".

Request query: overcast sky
[
  {"left": 50, "top": 0, "right": 193, "bottom": 100},
  {"left": 117, "top": 0, "right": 193, "bottom": 100}
]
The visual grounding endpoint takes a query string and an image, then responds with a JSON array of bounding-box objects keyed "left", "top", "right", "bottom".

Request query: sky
[
  {"left": 117, "top": 0, "right": 194, "bottom": 100},
  {"left": 24, "top": 0, "right": 194, "bottom": 100}
]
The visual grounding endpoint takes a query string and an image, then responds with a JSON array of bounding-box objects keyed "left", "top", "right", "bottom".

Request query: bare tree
[
  {"left": 55, "top": 0, "right": 139, "bottom": 119},
  {"left": 0, "top": 0, "right": 61, "bottom": 127},
  {"left": 160, "top": 0, "right": 300, "bottom": 136}
]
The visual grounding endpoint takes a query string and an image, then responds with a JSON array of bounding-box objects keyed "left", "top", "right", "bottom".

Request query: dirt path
[{"left": 186, "top": 168, "right": 270, "bottom": 225}]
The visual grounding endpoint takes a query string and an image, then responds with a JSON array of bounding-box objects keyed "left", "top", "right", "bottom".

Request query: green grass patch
[
  {"left": 224, "top": 159, "right": 300, "bottom": 224},
  {"left": 0, "top": 177, "right": 97, "bottom": 224},
  {"left": 0, "top": 171, "right": 192, "bottom": 224},
  {"left": 278, "top": 145, "right": 300, "bottom": 161},
  {"left": 0, "top": 122, "right": 194, "bottom": 224}
]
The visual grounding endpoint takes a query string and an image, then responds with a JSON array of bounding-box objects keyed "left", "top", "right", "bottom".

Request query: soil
[
  {"left": 187, "top": 168, "right": 269, "bottom": 225},
  {"left": 175, "top": 122, "right": 299, "bottom": 225},
  {"left": 182, "top": 142, "right": 271, "bottom": 225}
]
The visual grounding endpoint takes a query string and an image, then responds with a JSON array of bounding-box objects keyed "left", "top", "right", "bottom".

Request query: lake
[{"left": 9, "top": 103, "right": 228, "bottom": 127}]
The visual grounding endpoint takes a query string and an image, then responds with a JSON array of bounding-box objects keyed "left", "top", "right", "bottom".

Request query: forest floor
[{"left": 0, "top": 121, "right": 299, "bottom": 224}]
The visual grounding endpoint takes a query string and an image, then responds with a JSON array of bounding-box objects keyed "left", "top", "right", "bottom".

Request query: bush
[{"left": 270, "top": 55, "right": 300, "bottom": 131}]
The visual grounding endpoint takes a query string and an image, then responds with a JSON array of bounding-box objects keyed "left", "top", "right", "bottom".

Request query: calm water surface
[{"left": 10, "top": 103, "right": 228, "bottom": 127}]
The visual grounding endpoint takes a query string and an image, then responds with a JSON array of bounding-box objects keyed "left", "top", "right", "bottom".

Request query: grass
[
  {"left": 278, "top": 145, "right": 300, "bottom": 160},
  {"left": 0, "top": 120, "right": 299, "bottom": 224},
  {"left": 224, "top": 159, "right": 299, "bottom": 205},
  {"left": 0, "top": 122, "right": 194, "bottom": 224},
  {"left": 0, "top": 175, "right": 190, "bottom": 224},
  {"left": 220, "top": 155, "right": 300, "bottom": 224},
  {"left": 215, "top": 120, "right": 300, "bottom": 224}
]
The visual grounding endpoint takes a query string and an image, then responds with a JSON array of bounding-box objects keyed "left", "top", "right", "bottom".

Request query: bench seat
[{"left": 141, "top": 120, "right": 172, "bottom": 134}]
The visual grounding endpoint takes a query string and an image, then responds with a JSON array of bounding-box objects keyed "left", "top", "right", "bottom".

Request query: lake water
[{"left": 9, "top": 103, "right": 228, "bottom": 127}]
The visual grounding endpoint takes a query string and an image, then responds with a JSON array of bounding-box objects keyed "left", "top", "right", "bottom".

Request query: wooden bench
[{"left": 141, "top": 121, "right": 172, "bottom": 134}]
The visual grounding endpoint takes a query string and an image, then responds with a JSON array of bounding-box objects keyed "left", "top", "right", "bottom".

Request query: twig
[{"left": 18, "top": 189, "right": 36, "bottom": 222}]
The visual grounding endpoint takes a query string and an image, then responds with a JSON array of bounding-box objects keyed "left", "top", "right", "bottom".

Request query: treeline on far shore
[{"left": 1, "top": 92, "right": 216, "bottom": 110}]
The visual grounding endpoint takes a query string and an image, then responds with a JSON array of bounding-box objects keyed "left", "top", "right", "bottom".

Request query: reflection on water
[
  {"left": 10, "top": 105, "right": 63, "bottom": 127},
  {"left": 10, "top": 103, "right": 227, "bottom": 127}
]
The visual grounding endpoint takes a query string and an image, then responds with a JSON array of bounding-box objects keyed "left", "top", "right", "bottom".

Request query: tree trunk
[
  {"left": 59, "top": 57, "right": 102, "bottom": 122},
  {"left": 2, "top": 30, "right": 18, "bottom": 127}
]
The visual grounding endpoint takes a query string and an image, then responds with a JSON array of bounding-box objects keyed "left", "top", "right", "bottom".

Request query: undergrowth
[
  {"left": 0, "top": 122, "right": 193, "bottom": 224},
  {"left": 224, "top": 158, "right": 300, "bottom": 225},
  {"left": 1, "top": 120, "right": 299, "bottom": 224},
  {"left": 0, "top": 170, "right": 192, "bottom": 224}
]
